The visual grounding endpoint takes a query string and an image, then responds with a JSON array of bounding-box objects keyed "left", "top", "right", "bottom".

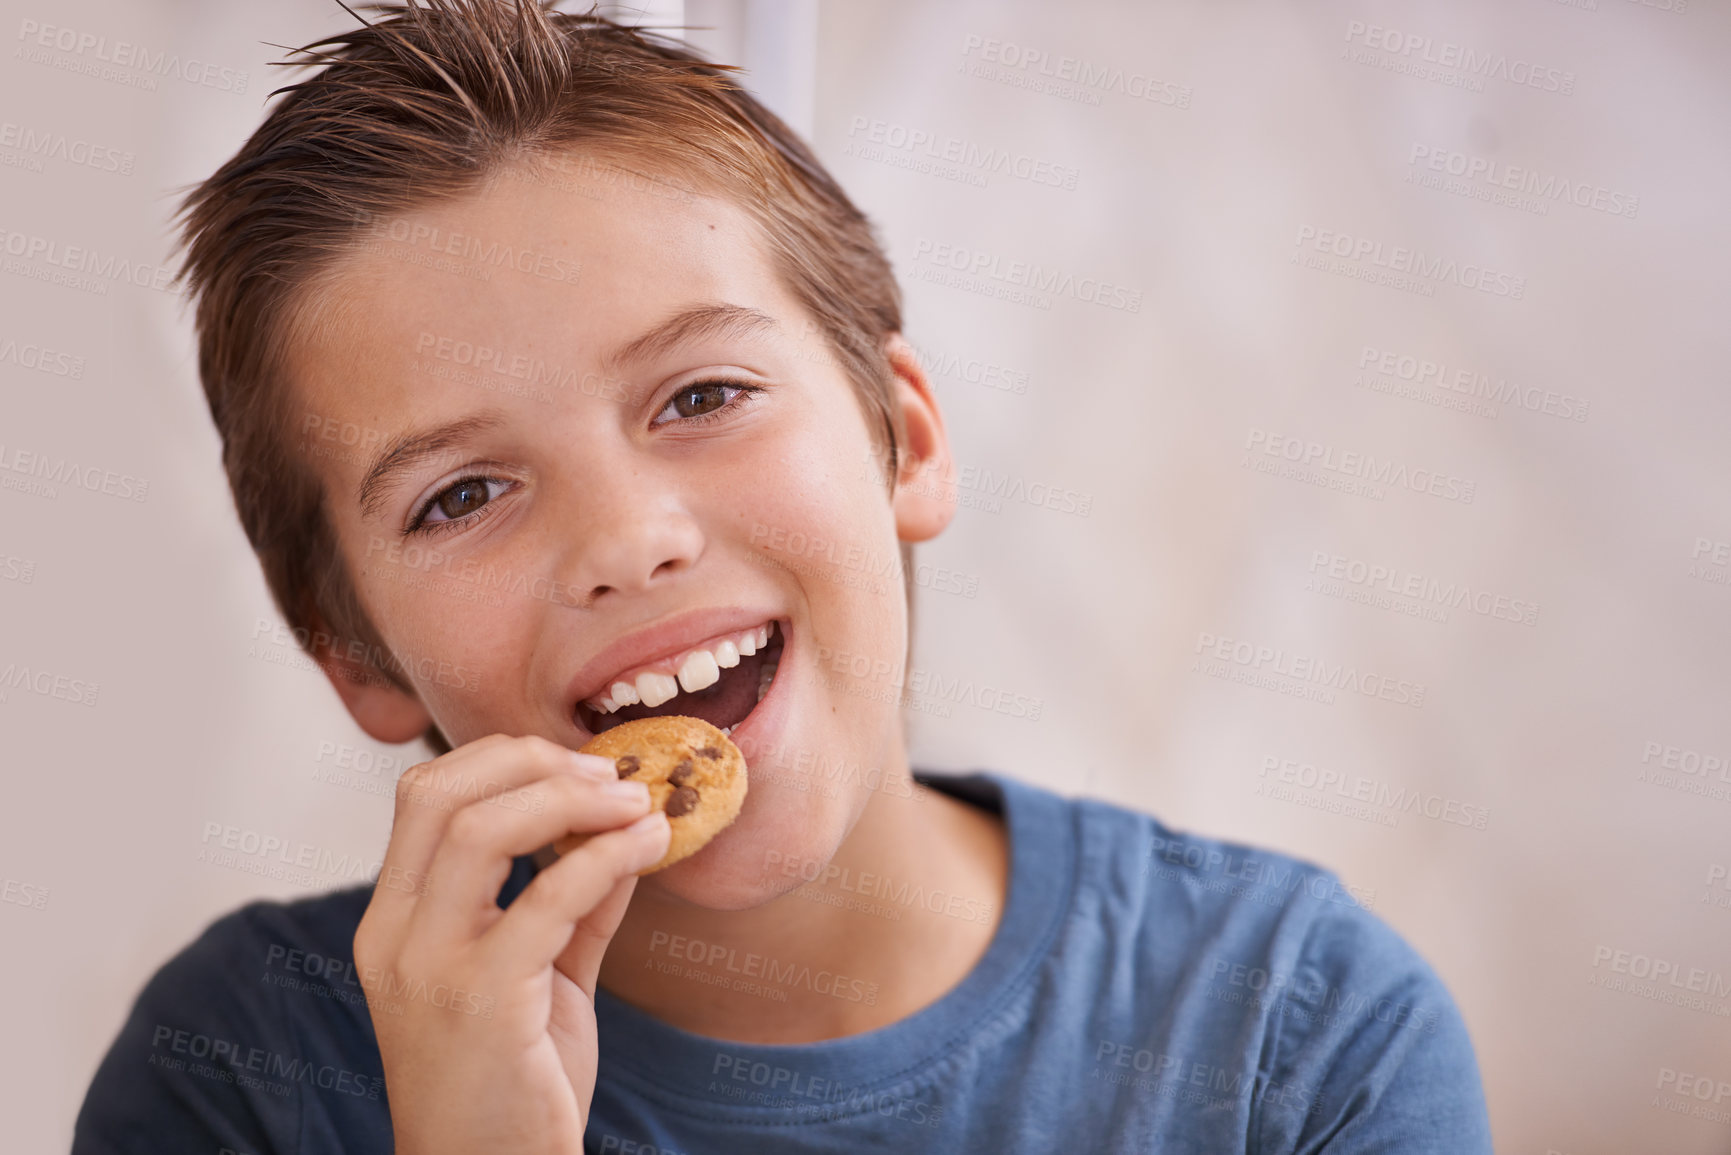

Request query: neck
[{"left": 597, "top": 769, "right": 1009, "bottom": 1043}]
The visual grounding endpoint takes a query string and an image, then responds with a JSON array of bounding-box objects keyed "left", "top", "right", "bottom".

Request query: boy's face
[{"left": 286, "top": 154, "right": 946, "bottom": 908}]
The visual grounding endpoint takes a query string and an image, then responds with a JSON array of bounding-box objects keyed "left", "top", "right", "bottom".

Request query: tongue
[{"left": 597, "top": 650, "right": 765, "bottom": 734}]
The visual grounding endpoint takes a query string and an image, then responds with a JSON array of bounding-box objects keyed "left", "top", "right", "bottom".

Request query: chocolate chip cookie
[{"left": 554, "top": 715, "right": 748, "bottom": 873}]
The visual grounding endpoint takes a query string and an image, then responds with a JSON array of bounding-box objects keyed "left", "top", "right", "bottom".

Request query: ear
[
  {"left": 306, "top": 612, "right": 433, "bottom": 744},
  {"left": 884, "top": 333, "right": 956, "bottom": 544}
]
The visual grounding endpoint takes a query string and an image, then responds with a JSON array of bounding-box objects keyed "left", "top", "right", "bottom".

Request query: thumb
[{"left": 554, "top": 872, "right": 638, "bottom": 997}]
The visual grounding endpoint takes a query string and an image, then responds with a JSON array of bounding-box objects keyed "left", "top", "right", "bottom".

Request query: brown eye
[
  {"left": 671, "top": 382, "right": 731, "bottom": 418},
  {"left": 651, "top": 378, "right": 762, "bottom": 429},
  {"left": 436, "top": 478, "right": 491, "bottom": 520}
]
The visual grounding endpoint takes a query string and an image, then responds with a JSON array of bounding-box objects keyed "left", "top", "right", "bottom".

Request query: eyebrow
[
  {"left": 357, "top": 411, "right": 509, "bottom": 520},
  {"left": 601, "top": 302, "right": 780, "bottom": 376},
  {"left": 355, "top": 304, "right": 778, "bottom": 519}
]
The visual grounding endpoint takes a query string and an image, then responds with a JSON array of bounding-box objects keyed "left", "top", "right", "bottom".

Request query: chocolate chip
[
  {"left": 665, "top": 785, "right": 700, "bottom": 817},
  {"left": 669, "top": 759, "right": 694, "bottom": 786},
  {"left": 696, "top": 745, "right": 722, "bottom": 760},
  {"left": 615, "top": 755, "right": 639, "bottom": 779}
]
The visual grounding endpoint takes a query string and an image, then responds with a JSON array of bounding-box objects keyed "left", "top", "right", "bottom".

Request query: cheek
[
  {"left": 340, "top": 530, "right": 541, "bottom": 734},
  {"left": 728, "top": 407, "right": 895, "bottom": 564}
]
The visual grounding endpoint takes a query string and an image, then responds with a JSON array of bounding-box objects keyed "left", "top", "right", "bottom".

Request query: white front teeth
[
  {"left": 583, "top": 622, "right": 779, "bottom": 716},
  {"left": 678, "top": 649, "right": 720, "bottom": 693},
  {"left": 635, "top": 671, "right": 679, "bottom": 708}
]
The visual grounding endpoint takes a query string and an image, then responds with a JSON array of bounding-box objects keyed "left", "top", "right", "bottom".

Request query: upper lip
[{"left": 564, "top": 605, "right": 784, "bottom": 712}]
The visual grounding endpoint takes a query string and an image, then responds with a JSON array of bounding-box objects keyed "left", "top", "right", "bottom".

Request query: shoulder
[
  {"left": 74, "top": 886, "right": 382, "bottom": 1155},
  {"left": 1020, "top": 783, "right": 1490, "bottom": 1151},
  {"left": 1255, "top": 896, "right": 1491, "bottom": 1151},
  {"left": 1060, "top": 785, "right": 1376, "bottom": 941}
]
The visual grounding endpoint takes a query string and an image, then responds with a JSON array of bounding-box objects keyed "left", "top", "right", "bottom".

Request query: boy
[{"left": 74, "top": 3, "right": 1492, "bottom": 1151}]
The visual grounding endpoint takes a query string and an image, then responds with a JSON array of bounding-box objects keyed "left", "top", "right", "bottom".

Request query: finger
[
  {"left": 553, "top": 871, "right": 638, "bottom": 997},
  {"left": 368, "top": 736, "right": 614, "bottom": 933},
  {"left": 410, "top": 773, "right": 653, "bottom": 946},
  {"left": 482, "top": 811, "right": 670, "bottom": 977}
]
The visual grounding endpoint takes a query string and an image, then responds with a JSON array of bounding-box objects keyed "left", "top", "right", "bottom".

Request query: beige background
[{"left": 3, "top": 1, "right": 1728, "bottom": 1151}]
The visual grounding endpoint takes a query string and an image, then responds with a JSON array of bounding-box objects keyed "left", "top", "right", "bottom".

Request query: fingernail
[
  {"left": 629, "top": 810, "right": 668, "bottom": 834},
  {"left": 604, "top": 778, "right": 649, "bottom": 801},
  {"left": 571, "top": 752, "right": 616, "bottom": 778}
]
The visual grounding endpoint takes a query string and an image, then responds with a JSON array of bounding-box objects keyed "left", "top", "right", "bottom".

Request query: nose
[{"left": 559, "top": 485, "right": 704, "bottom": 606}]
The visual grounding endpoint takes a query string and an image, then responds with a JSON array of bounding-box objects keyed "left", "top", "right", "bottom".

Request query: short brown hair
[{"left": 175, "top": 0, "right": 910, "bottom": 752}]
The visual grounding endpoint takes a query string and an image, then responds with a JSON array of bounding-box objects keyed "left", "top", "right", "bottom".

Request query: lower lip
[{"left": 726, "top": 619, "right": 792, "bottom": 768}]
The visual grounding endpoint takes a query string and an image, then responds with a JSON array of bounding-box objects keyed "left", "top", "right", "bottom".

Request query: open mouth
[{"left": 574, "top": 619, "right": 785, "bottom": 737}]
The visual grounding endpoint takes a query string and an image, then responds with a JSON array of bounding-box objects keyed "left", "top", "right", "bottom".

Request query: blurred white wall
[{"left": 2, "top": 1, "right": 1727, "bottom": 1152}]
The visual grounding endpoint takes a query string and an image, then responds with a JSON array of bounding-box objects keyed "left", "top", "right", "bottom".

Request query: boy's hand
[{"left": 353, "top": 734, "right": 670, "bottom": 1155}]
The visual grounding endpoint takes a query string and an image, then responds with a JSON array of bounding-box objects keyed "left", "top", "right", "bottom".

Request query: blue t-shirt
[{"left": 74, "top": 771, "right": 1492, "bottom": 1153}]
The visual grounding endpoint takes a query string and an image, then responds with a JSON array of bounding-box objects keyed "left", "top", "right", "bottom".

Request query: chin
[{"left": 642, "top": 768, "right": 862, "bottom": 911}]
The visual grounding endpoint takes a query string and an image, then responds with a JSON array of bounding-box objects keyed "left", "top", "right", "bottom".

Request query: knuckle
[
  {"left": 516, "top": 734, "right": 569, "bottom": 769},
  {"left": 353, "top": 921, "right": 387, "bottom": 969},
  {"left": 395, "top": 759, "right": 436, "bottom": 803},
  {"left": 544, "top": 772, "right": 585, "bottom": 809},
  {"left": 445, "top": 804, "right": 493, "bottom": 848}
]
